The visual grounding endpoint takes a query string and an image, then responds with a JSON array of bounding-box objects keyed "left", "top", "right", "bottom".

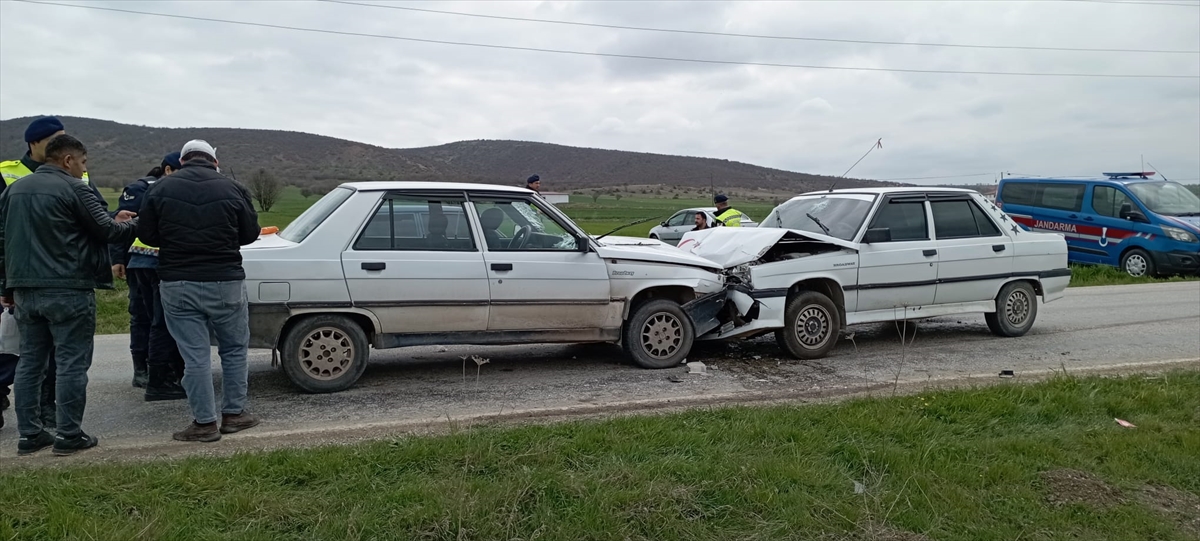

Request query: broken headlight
[{"left": 725, "top": 263, "right": 753, "bottom": 287}]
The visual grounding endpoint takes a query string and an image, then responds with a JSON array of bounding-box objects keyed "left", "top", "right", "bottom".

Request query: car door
[
  {"left": 470, "top": 195, "right": 614, "bottom": 331},
  {"left": 855, "top": 197, "right": 938, "bottom": 312},
  {"left": 341, "top": 191, "right": 491, "bottom": 333},
  {"left": 661, "top": 211, "right": 690, "bottom": 244},
  {"left": 930, "top": 196, "right": 1013, "bottom": 305},
  {"left": 1089, "top": 184, "right": 1143, "bottom": 267}
]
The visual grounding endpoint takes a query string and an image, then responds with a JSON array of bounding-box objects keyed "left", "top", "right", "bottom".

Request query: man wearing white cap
[{"left": 137, "top": 140, "right": 261, "bottom": 442}]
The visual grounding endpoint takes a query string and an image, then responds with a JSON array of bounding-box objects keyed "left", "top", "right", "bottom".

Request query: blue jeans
[
  {"left": 159, "top": 281, "right": 250, "bottom": 425},
  {"left": 12, "top": 289, "right": 96, "bottom": 438}
]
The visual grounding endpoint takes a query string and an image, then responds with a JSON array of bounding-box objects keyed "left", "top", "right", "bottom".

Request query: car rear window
[
  {"left": 1000, "top": 182, "right": 1085, "bottom": 212},
  {"left": 278, "top": 187, "right": 354, "bottom": 243},
  {"left": 931, "top": 200, "right": 1002, "bottom": 239}
]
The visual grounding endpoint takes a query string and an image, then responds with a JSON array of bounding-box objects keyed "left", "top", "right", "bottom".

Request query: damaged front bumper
[{"left": 683, "top": 283, "right": 785, "bottom": 340}]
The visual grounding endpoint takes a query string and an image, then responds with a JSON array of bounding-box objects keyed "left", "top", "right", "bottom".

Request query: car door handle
[
  {"left": 361, "top": 262, "right": 386, "bottom": 271},
  {"left": 1084, "top": 216, "right": 1094, "bottom": 221},
  {"left": 1068, "top": 214, "right": 1078, "bottom": 219},
  {"left": 923, "top": 249, "right": 937, "bottom": 257},
  {"left": 491, "top": 263, "right": 513, "bottom": 271},
  {"left": 993, "top": 244, "right": 1006, "bottom": 252}
]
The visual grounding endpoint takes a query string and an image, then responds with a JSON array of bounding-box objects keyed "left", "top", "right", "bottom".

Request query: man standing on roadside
[
  {"left": 0, "top": 116, "right": 110, "bottom": 433},
  {"left": 0, "top": 135, "right": 137, "bottom": 456},
  {"left": 138, "top": 140, "right": 261, "bottom": 443},
  {"left": 526, "top": 174, "right": 541, "bottom": 194},
  {"left": 713, "top": 194, "right": 746, "bottom": 227},
  {"left": 112, "top": 152, "right": 187, "bottom": 401}
]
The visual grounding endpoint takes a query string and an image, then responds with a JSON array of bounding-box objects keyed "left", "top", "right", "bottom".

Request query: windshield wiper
[
  {"left": 596, "top": 216, "right": 667, "bottom": 241},
  {"left": 806, "top": 213, "right": 831, "bottom": 236}
]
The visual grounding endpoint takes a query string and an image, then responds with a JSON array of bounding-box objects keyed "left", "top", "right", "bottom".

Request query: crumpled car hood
[
  {"left": 677, "top": 227, "right": 859, "bottom": 268},
  {"left": 594, "top": 235, "right": 722, "bottom": 271}
]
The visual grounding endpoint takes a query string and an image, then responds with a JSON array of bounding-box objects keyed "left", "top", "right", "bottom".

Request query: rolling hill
[{"left": 1, "top": 116, "right": 898, "bottom": 193}]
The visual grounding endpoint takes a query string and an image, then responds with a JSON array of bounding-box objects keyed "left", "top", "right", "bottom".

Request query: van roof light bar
[{"left": 1102, "top": 171, "right": 1156, "bottom": 179}]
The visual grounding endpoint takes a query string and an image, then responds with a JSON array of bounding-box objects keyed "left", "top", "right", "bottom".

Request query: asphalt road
[{"left": 2, "top": 281, "right": 1197, "bottom": 463}]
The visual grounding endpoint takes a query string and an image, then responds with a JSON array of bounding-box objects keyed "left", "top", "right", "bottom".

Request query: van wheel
[
  {"left": 623, "top": 299, "right": 694, "bottom": 369},
  {"left": 1121, "top": 248, "right": 1155, "bottom": 278},
  {"left": 280, "top": 315, "right": 370, "bottom": 393},
  {"left": 985, "top": 281, "right": 1038, "bottom": 337},
  {"left": 774, "top": 291, "right": 840, "bottom": 359}
]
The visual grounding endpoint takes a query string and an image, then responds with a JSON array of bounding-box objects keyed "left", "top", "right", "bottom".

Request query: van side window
[
  {"left": 1092, "top": 186, "right": 1132, "bottom": 218},
  {"left": 869, "top": 201, "right": 928, "bottom": 241},
  {"left": 1000, "top": 182, "right": 1085, "bottom": 212},
  {"left": 931, "top": 200, "right": 1002, "bottom": 239}
]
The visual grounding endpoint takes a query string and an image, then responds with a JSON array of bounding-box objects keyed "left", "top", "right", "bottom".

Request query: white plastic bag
[{"left": 0, "top": 308, "right": 20, "bottom": 356}]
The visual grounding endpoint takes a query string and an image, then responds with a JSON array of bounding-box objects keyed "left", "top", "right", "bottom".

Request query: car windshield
[
  {"left": 761, "top": 194, "right": 877, "bottom": 241},
  {"left": 278, "top": 187, "right": 354, "bottom": 243},
  {"left": 1126, "top": 182, "right": 1200, "bottom": 216}
]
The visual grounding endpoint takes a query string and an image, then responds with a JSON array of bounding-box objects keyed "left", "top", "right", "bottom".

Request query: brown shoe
[
  {"left": 220, "top": 412, "right": 260, "bottom": 434},
  {"left": 173, "top": 421, "right": 220, "bottom": 442}
]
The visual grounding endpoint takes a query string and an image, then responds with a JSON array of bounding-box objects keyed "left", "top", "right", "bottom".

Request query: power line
[
  {"left": 323, "top": 0, "right": 1200, "bottom": 55},
  {"left": 16, "top": 1, "right": 1199, "bottom": 80}
]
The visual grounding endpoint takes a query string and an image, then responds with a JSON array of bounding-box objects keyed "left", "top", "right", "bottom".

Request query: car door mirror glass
[{"left": 863, "top": 227, "right": 892, "bottom": 243}]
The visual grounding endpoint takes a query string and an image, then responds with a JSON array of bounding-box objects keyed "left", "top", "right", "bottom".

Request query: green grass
[
  {"left": 3, "top": 372, "right": 1199, "bottom": 540},
  {"left": 1068, "top": 263, "right": 1197, "bottom": 287}
]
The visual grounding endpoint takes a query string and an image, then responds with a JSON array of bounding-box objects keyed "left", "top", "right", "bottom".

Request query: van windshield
[{"left": 1126, "top": 182, "right": 1200, "bottom": 217}]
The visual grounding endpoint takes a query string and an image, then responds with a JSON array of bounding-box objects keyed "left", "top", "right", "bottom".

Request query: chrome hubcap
[
  {"left": 1004, "top": 290, "right": 1031, "bottom": 326},
  {"left": 641, "top": 313, "right": 683, "bottom": 359},
  {"left": 1125, "top": 254, "right": 1148, "bottom": 277},
  {"left": 299, "top": 327, "right": 354, "bottom": 380},
  {"left": 794, "top": 305, "right": 832, "bottom": 349}
]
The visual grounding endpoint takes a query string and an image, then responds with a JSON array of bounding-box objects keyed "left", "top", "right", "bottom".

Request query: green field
[
  {"left": 4, "top": 372, "right": 1199, "bottom": 540},
  {"left": 91, "top": 188, "right": 1193, "bottom": 334}
]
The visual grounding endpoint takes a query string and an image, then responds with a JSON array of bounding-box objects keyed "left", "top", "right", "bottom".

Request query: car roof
[
  {"left": 1001, "top": 176, "right": 1163, "bottom": 185},
  {"left": 675, "top": 207, "right": 718, "bottom": 213},
  {"left": 797, "top": 187, "right": 979, "bottom": 196},
  {"left": 339, "top": 181, "right": 534, "bottom": 194}
]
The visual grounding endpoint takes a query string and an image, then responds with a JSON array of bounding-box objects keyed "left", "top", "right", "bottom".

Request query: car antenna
[
  {"left": 596, "top": 216, "right": 668, "bottom": 241},
  {"left": 831, "top": 138, "right": 883, "bottom": 192},
  {"left": 1144, "top": 160, "right": 1168, "bottom": 181}
]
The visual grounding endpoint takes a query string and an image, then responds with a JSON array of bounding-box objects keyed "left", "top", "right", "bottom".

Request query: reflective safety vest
[
  {"left": 130, "top": 237, "right": 158, "bottom": 256},
  {"left": 714, "top": 206, "right": 746, "bottom": 227},
  {"left": 0, "top": 160, "right": 91, "bottom": 186}
]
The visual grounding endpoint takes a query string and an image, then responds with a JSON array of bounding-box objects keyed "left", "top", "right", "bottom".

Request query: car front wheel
[
  {"left": 985, "top": 281, "right": 1038, "bottom": 337},
  {"left": 1121, "top": 248, "right": 1155, "bottom": 278},
  {"left": 623, "top": 299, "right": 694, "bottom": 369},
  {"left": 775, "top": 291, "right": 841, "bottom": 359},
  {"left": 280, "top": 315, "right": 371, "bottom": 393}
]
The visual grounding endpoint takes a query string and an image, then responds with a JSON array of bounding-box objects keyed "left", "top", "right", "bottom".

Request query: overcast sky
[{"left": 2, "top": 0, "right": 1198, "bottom": 183}]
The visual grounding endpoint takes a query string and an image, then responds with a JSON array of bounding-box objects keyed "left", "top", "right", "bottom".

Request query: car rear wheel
[
  {"left": 280, "top": 315, "right": 370, "bottom": 393},
  {"left": 985, "top": 281, "right": 1038, "bottom": 337},
  {"left": 775, "top": 291, "right": 841, "bottom": 359},
  {"left": 623, "top": 299, "right": 694, "bottom": 369},
  {"left": 1121, "top": 248, "right": 1155, "bottom": 278}
]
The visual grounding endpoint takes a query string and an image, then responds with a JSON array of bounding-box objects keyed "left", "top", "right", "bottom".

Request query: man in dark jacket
[
  {"left": 0, "top": 135, "right": 137, "bottom": 456},
  {"left": 138, "top": 140, "right": 261, "bottom": 443},
  {"left": 111, "top": 152, "right": 187, "bottom": 400}
]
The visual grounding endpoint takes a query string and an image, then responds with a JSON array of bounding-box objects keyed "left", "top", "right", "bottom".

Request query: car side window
[
  {"left": 869, "top": 201, "right": 929, "bottom": 241},
  {"left": 666, "top": 212, "right": 687, "bottom": 227},
  {"left": 354, "top": 195, "right": 475, "bottom": 251},
  {"left": 1092, "top": 186, "right": 1132, "bottom": 218},
  {"left": 932, "top": 200, "right": 1002, "bottom": 239},
  {"left": 472, "top": 199, "right": 581, "bottom": 252},
  {"left": 1040, "top": 184, "right": 1085, "bottom": 212}
]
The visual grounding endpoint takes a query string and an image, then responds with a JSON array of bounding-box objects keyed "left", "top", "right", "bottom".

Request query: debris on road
[
  {"left": 687, "top": 361, "right": 708, "bottom": 375},
  {"left": 1115, "top": 418, "right": 1137, "bottom": 428},
  {"left": 999, "top": 370, "right": 1015, "bottom": 378}
]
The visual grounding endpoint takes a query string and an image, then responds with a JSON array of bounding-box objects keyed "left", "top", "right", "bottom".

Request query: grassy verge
[
  {"left": 4, "top": 372, "right": 1200, "bottom": 540},
  {"left": 1068, "top": 263, "right": 1197, "bottom": 287}
]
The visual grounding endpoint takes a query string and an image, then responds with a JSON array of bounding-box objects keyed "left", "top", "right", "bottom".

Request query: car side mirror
[
  {"left": 577, "top": 235, "right": 590, "bottom": 253},
  {"left": 660, "top": 221, "right": 668, "bottom": 227},
  {"left": 1119, "top": 202, "right": 1133, "bottom": 219},
  {"left": 863, "top": 227, "right": 891, "bottom": 243},
  {"left": 1126, "top": 210, "right": 1150, "bottom": 223}
]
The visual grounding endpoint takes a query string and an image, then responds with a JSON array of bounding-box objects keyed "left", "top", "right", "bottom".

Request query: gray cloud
[{"left": 2, "top": 0, "right": 1197, "bottom": 183}]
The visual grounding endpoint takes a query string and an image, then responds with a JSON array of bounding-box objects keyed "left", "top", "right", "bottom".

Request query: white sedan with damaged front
[
  {"left": 242, "top": 182, "right": 725, "bottom": 393},
  {"left": 679, "top": 188, "right": 1072, "bottom": 359}
]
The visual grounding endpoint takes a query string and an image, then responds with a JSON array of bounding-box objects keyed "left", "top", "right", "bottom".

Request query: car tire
[
  {"left": 985, "top": 281, "right": 1038, "bottom": 337},
  {"left": 280, "top": 315, "right": 370, "bottom": 393},
  {"left": 1120, "top": 248, "right": 1155, "bottom": 278},
  {"left": 774, "top": 291, "right": 840, "bottom": 360},
  {"left": 623, "top": 299, "right": 694, "bottom": 369},
  {"left": 649, "top": 234, "right": 659, "bottom": 240}
]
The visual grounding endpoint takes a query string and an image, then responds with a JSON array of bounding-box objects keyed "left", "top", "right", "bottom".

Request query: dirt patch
[
  {"left": 1138, "top": 484, "right": 1200, "bottom": 537},
  {"left": 1039, "top": 469, "right": 1125, "bottom": 508}
]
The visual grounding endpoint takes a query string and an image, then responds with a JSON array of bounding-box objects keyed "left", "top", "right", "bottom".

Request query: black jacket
[
  {"left": 138, "top": 160, "right": 260, "bottom": 282},
  {"left": 0, "top": 164, "right": 137, "bottom": 295},
  {"left": 109, "top": 175, "right": 158, "bottom": 266}
]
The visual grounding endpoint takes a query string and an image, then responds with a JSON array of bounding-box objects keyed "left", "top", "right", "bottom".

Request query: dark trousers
[
  {"left": 128, "top": 268, "right": 184, "bottom": 377},
  {"left": 1, "top": 346, "right": 56, "bottom": 428},
  {"left": 13, "top": 288, "right": 95, "bottom": 438}
]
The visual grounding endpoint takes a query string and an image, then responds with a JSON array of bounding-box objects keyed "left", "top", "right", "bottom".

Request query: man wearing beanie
[
  {"left": 526, "top": 174, "right": 541, "bottom": 194},
  {"left": 139, "top": 140, "right": 261, "bottom": 442},
  {"left": 111, "top": 152, "right": 187, "bottom": 401},
  {"left": 0, "top": 116, "right": 110, "bottom": 432}
]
